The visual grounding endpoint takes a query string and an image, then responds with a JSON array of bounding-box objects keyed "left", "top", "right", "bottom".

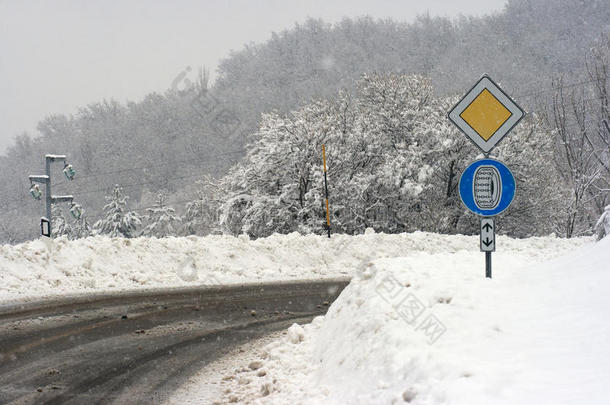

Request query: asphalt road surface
[{"left": 0, "top": 279, "right": 349, "bottom": 404}]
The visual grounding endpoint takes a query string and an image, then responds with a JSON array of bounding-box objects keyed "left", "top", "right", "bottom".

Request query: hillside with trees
[
  {"left": 0, "top": 0, "right": 608, "bottom": 243},
  {"left": 218, "top": 74, "right": 568, "bottom": 238}
]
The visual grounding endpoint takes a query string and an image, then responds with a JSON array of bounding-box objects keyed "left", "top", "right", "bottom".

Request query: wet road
[{"left": 0, "top": 279, "right": 349, "bottom": 404}]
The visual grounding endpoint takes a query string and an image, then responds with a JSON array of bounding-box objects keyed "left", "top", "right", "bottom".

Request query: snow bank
[
  {"left": 304, "top": 237, "right": 610, "bottom": 404},
  {"left": 168, "top": 321, "right": 327, "bottom": 405},
  {"left": 170, "top": 233, "right": 601, "bottom": 404},
  {"left": 0, "top": 231, "right": 589, "bottom": 303}
]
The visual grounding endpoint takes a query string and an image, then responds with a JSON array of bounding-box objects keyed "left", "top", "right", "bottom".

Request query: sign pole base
[{"left": 485, "top": 252, "right": 492, "bottom": 278}]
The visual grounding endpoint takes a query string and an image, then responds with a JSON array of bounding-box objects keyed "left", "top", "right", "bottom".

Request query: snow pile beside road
[
  {"left": 168, "top": 321, "right": 327, "bottom": 405},
  {"left": 0, "top": 231, "right": 589, "bottom": 302},
  {"left": 221, "top": 237, "right": 608, "bottom": 404}
]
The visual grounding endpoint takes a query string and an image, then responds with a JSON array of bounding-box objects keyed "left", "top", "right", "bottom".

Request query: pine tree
[
  {"left": 142, "top": 192, "right": 180, "bottom": 237},
  {"left": 182, "top": 177, "right": 222, "bottom": 236},
  {"left": 51, "top": 204, "right": 72, "bottom": 238},
  {"left": 93, "top": 185, "right": 141, "bottom": 238},
  {"left": 71, "top": 213, "right": 92, "bottom": 239}
]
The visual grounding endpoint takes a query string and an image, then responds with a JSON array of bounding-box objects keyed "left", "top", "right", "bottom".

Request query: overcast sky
[{"left": 0, "top": 0, "right": 508, "bottom": 155}]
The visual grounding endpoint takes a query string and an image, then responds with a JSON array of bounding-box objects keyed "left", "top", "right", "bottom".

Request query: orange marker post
[{"left": 322, "top": 144, "right": 330, "bottom": 238}]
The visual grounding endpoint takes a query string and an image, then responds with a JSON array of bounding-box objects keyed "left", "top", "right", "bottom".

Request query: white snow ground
[
  {"left": 168, "top": 233, "right": 609, "bottom": 405},
  {"left": 0, "top": 231, "right": 588, "bottom": 303}
]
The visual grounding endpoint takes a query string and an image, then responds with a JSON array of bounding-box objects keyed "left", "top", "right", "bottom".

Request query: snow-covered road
[{"left": 0, "top": 279, "right": 347, "bottom": 404}]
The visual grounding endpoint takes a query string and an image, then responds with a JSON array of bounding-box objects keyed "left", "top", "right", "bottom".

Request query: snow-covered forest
[{"left": 1, "top": 0, "right": 609, "bottom": 243}]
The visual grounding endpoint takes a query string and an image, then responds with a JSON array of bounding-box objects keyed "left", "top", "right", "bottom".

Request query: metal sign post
[
  {"left": 459, "top": 159, "right": 514, "bottom": 278},
  {"left": 449, "top": 74, "right": 524, "bottom": 278},
  {"left": 480, "top": 218, "right": 495, "bottom": 278}
]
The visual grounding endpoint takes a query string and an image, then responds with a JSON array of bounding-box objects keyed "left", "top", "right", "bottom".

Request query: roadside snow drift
[
  {"left": 304, "top": 237, "right": 610, "bottom": 404},
  {"left": 168, "top": 233, "right": 603, "bottom": 405},
  {"left": 0, "top": 232, "right": 588, "bottom": 303}
]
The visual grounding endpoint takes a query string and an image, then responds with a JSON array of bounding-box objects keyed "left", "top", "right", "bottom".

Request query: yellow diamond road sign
[{"left": 448, "top": 75, "right": 525, "bottom": 154}]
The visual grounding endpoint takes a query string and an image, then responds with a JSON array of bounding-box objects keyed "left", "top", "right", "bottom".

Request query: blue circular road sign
[{"left": 459, "top": 158, "right": 515, "bottom": 216}]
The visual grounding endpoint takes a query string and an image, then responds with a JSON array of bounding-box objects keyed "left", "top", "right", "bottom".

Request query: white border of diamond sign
[{"left": 448, "top": 74, "right": 525, "bottom": 154}]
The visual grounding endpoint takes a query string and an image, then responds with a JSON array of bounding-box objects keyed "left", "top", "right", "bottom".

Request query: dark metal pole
[{"left": 485, "top": 251, "right": 492, "bottom": 278}]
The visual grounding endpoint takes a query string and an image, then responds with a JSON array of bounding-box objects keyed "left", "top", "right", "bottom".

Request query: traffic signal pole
[
  {"left": 29, "top": 154, "right": 76, "bottom": 238},
  {"left": 45, "top": 156, "right": 52, "bottom": 233}
]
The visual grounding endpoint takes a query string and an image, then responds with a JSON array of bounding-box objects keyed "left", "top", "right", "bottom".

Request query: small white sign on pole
[
  {"left": 480, "top": 218, "right": 495, "bottom": 252},
  {"left": 41, "top": 217, "right": 50, "bottom": 237}
]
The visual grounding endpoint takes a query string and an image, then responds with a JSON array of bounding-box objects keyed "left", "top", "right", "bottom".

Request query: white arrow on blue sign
[{"left": 459, "top": 158, "right": 515, "bottom": 216}]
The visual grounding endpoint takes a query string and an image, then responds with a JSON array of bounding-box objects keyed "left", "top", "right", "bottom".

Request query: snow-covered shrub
[
  {"left": 51, "top": 204, "right": 73, "bottom": 238},
  {"left": 70, "top": 213, "right": 92, "bottom": 239},
  {"left": 141, "top": 192, "right": 180, "bottom": 237},
  {"left": 93, "top": 185, "right": 141, "bottom": 238},
  {"left": 219, "top": 74, "right": 566, "bottom": 238},
  {"left": 182, "top": 177, "right": 223, "bottom": 236}
]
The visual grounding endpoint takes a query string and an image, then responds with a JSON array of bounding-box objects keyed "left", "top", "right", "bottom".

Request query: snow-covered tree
[
  {"left": 539, "top": 78, "right": 603, "bottom": 237},
  {"left": 141, "top": 192, "right": 180, "bottom": 237},
  {"left": 219, "top": 73, "right": 569, "bottom": 238},
  {"left": 494, "top": 114, "right": 569, "bottom": 237},
  {"left": 219, "top": 74, "right": 449, "bottom": 236},
  {"left": 219, "top": 98, "right": 336, "bottom": 237},
  {"left": 182, "top": 177, "right": 222, "bottom": 236},
  {"left": 595, "top": 205, "right": 610, "bottom": 240},
  {"left": 51, "top": 204, "right": 91, "bottom": 240},
  {"left": 51, "top": 204, "right": 72, "bottom": 238},
  {"left": 71, "top": 212, "right": 92, "bottom": 239},
  {"left": 93, "top": 185, "right": 141, "bottom": 238}
]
